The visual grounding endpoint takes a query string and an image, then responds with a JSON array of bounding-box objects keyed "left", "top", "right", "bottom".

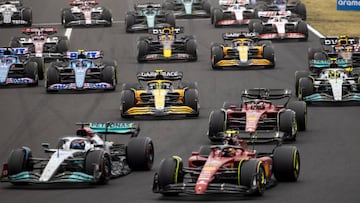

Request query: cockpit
[
  {"left": 32, "top": 35, "right": 47, "bottom": 41},
  {"left": 70, "top": 59, "right": 93, "bottom": 69},
  {"left": 327, "top": 69, "right": 342, "bottom": 79},
  {"left": 232, "top": 39, "right": 252, "bottom": 47},
  {"left": 147, "top": 81, "right": 172, "bottom": 90},
  {"left": 57, "top": 137, "right": 92, "bottom": 151}
]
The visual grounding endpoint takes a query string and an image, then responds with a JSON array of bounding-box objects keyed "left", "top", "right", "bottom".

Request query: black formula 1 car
[
  {"left": 46, "top": 50, "right": 117, "bottom": 92},
  {"left": 120, "top": 70, "right": 200, "bottom": 118},
  {"left": 308, "top": 35, "right": 360, "bottom": 72},
  {"left": 10, "top": 27, "right": 69, "bottom": 79},
  {"left": 125, "top": 3, "right": 176, "bottom": 33},
  {"left": 137, "top": 27, "right": 197, "bottom": 62},
  {"left": 0, "top": 47, "right": 38, "bottom": 86},
  {"left": 153, "top": 131, "right": 300, "bottom": 196},
  {"left": 208, "top": 88, "right": 307, "bottom": 142},
  {"left": 61, "top": 0, "right": 112, "bottom": 28},
  {"left": 0, "top": 0, "right": 31, "bottom": 26},
  {"left": 211, "top": 32, "right": 275, "bottom": 69},
  {"left": 162, "top": 0, "right": 211, "bottom": 18},
  {"left": 0, "top": 122, "right": 154, "bottom": 185}
]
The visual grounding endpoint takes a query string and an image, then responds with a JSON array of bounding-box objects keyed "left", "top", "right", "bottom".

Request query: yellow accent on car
[{"left": 163, "top": 49, "right": 172, "bottom": 58}]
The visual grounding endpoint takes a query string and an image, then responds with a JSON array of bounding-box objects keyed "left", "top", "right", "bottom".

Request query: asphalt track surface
[{"left": 0, "top": 0, "right": 359, "bottom": 202}]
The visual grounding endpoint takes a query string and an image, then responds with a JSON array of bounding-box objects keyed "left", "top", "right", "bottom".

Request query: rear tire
[
  {"left": 208, "top": 110, "right": 226, "bottom": 142},
  {"left": 213, "top": 9, "right": 223, "bottom": 27},
  {"left": 22, "top": 8, "right": 32, "bottom": 26},
  {"left": 137, "top": 40, "right": 149, "bottom": 63},
  {"left": 126, "top": 137, "right": 154, "bottom": 170}
]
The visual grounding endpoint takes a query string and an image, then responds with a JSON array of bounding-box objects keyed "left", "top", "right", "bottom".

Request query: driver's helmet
[
  {"left": 222, "top": 147, "right": 236, "bottom": 157},
  {"left": 328, "top": 70, "right": 340, "bottom": 79},
  {"left": 76, "top": 127, "right": 95, "bottom": 138},
  {"left": 70, "top": 139, "right": 86, "bottom": 150},
  {"left": 274, "top": 0, "right": 286, "bottom": 4},
  {"left": 33, "top": 35, "right": 45, "bottom": 41},
  {"left": 160, "top": 82, "right": 171, "bottom": 89},
  {"left": 233, "top": 40, "right": 242, "bottom": 47}
]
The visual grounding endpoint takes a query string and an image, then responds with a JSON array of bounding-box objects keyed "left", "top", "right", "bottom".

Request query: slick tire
[
  {"left": 157, "top": 157, "right": 183, "bottom": 196},
  {"left": 85, "top": 150, "right": 111, "bottom": 185},
  {"left": 208, "top": 110, "right": 226, "bottom": 142},
  {"left": 120, "top": 90, "right": 135, "bottom": 118},
  {"left": 273, "top": 146, "right": 300, "bottom": 182},
  {"left": 184, "top": 89, "right": 199, "bottom": 117},
  {"left": 126, "top": 137, "right": 154, "bottom": 171}
]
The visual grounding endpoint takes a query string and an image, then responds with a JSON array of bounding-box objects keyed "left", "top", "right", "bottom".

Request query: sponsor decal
[{"left": 337, "top": 0, "right": 360, "bottom": 11}]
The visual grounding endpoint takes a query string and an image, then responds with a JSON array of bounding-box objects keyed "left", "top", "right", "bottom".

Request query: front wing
[
  {"left": 213, "top": 59, "right": 273, "bottom": 68},
  {"left": 258, "top": 33, "right": 307, "bottom": 40},
  {"left": 303, "top": 93, "right": 360, "bottom": 102},
  {"left": 47, "top": 82, "right": 114, "bottom": 91},
  {"left": 139, "top": 53, "right": 196, "bottom": 62},
  {"left": 64, "top": 19, "right": 111, "bottom": 27},
  {"left": 215, "top": 19, "right": 251, "bottom": 27},
  {"left": 123, "top": 106, "right": 197, "bottom": 117}
]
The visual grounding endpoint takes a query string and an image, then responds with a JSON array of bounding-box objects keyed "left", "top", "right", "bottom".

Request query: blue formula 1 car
[
  {"left": 0, "top": 122, "right": 154, "bottom": 185},
  {"left": 0, "top": 47, "right": 38, "bottom": 86},
  {"left": 45, "top": 50, "right": 117, "bottom": 92}
]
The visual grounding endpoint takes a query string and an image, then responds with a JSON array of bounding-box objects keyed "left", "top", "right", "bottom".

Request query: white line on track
[
  {"left": 307, "top": 24, "right": 325, "bottom": 38},
  {"left": 64, "top": 28, "right": 72, "bottom": 40}
]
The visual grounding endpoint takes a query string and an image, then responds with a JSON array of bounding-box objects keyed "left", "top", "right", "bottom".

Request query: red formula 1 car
[
  {"left": 208, "top": 88, "right": 307, "bottom": 142},
  {"left": 152, "top": 131, "right": 300, "bottom": 196}
]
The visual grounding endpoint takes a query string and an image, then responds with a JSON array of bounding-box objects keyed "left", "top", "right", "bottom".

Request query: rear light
[{"left": 1, "top": 163, "right": 8, "bottom": 178}]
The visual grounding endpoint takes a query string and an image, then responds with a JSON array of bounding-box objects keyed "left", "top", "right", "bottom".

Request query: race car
[
  {"left": 120, "top": 70, "right": 199, "bottom": 118},
  {"left": 152, "top": 131, "right": 300, "bottom": 196},
  {"left": 211, "top": 32, "right": 275, "bottom": 69},
  {"left": 308, "top": 35, "right": 360, "bottom": 72},
  {"left": 208, "top": 88, "right": 307, "bottom": 142},
  {"left": 162, "top": 0, "right": 211, "bottom": 18},
  {"left": 137, "top": 27, "right": 197, "bottom": 62},
  {"left": 295, "top": 69, "right": 360, "bottom": 103},
  {"left": 0, "top": 47, "right": 38, "bottom": 86},
  {"left": 212, "top": 0, "right": 258, "bottom": 27},
  {"left": 61, "top": 0, "right": 112, "bottom": 28},
  {"left": 9, "top": 27, "right": 70, "bottom": 80},
  {"left": 46, "top": 50, "right": 117, "bottom": 92},
  {"left": 0, "top": 0, "right": 32, "bottom": 26},
  {"left": 249, "top": 11, "right": 308, "bottom": 41},
  {"left": 125, "top": 3, "right": 176, "bottom": 33},
  {"left": 256, "top": 0, "right": 307, "bottom": 20},
  {"left": 0, "top": 122, "right": 154, "bottom": 185}
]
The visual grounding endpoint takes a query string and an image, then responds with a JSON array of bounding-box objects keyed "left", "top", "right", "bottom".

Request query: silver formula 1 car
[
  {"left": 0, "top": 122, "right": 154, "bottom": 185},
  {"left": 162, "top": 0, "right": 211, "bottom": 19},
  {"left": 61, "top": 0, "right": 112, "bottom": 28},
  {"left": 0, "top": 0, "right": 31, "bottom": 26}
]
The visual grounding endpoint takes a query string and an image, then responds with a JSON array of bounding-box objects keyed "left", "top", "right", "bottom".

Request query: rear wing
[
  {"left": 149, "top": 26, "right": 183, "bottom": 35},
  {"left": 134, "top": 3, "right": 161, "bottom": 10},
  {"left": 222, "top": 32, "right": 258, "bottom": 41},
  {"left": 320, "top": 36, "right": 359, "bottom": 46},
  {"left": 76, "top": 122, "right": 140, "bottom": 137},
  {"left": 22, "top": 27, "right": 58, "bottom": 35},
  {"left": 0, "top": 1, "right": 21, "bottom": 6},
  {"left": 69, "top": 0, "right": 98, "bottom": 6},
  {"left": 257, "top": 10, "right": 291, "bottom": 18},
  {"left": 65, "top": 50, "right": 103, "bottom": 59},
  {"left": 136, "top": 70, "right": 183, "bottom": 81},
  {"left": 241, "top": 88, "right": 292, "bottom": 100},
  {"left": 0, "top": 47, "right": 29, "bottom": 55}
]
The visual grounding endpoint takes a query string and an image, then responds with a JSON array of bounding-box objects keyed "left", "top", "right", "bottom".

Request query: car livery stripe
[
  {"left": 172, "top": 156, "right": 182, "bottom": 184},
  {"left": 237, "top": 159, "right": 246, "bottom": 186}
]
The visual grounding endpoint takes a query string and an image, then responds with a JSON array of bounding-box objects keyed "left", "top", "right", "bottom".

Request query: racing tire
[
  {"left": 184, "top": 89, "right": 199, "bottom": 117},
  {"left": 120, "top": 90, "right": 135, "bottom": 118},
  {"left": 137, "top": 40, "right": 149, "bottom": 63},
  {"left": 101, "top": 8, "right": 112, "bottom": 27},
  {"left": 208, "top": 110, "right": 226, "bottom": 142},
  {"left": 61, "top": 8, "right": 74, "bottom": 28},
  {"left": 239, "top": 160, "right": 266, "bottom": 196},
  {"left": 307, "top": 48, "right": 322, "bottom": 61},
  {"left": 222, "top": 101, "right": 242, "bottom": 109},
  {"left": 199, "top": 145, "right": 211, "bottom": 157},
  {"left": 9, "top": 37, "right": 21, "bottom": 47},
  {"left": 157, "top": 157, "right": 184, "bottom": 196},
  {"left": 248, "top": 19, "right": 262, "bottom": 32},
  {"left": 295, "top": 3, "right": 307, "bottom": 20},
  {"left": 185, "top": 39, "right": 197, "bottom": 61},
  {"left": 126, "top": 137, "right": 154, "bottom": 171},
  {"left": 122, "top": 83, "right": 140, "bottom": 90},
  {"left": 163, "top": 2, "right": 174, "bottom": 10},
  {"left": 8, "top": 148, "right": 33, "bottom": 185},
  {"left": 125, "top": 13, "right": 136, "bottom": 32},
  {"left": 253, "top": 22, "right": 264, "bottom": 34},
  {"left": 213, "top": 9, "right": 223, "bottom": 28},
  {"left": 257, "top": 40, "right": 272, "bottom": 47},
  {"left": 24, "top": 62, "right": 38, "bottom": 86},
  {"left": 202, "top": 0, "right": 211, "bottom": 14},
  {"left": 22, "top": 7, "right": 32, "bottom": 27},
  {"left": 298, "top": 77, "right": 313, "bottom": 99},
  {"left": 297, "top": 21, "right": 308, "bottom": 41},
  {"left": 211, "top": 45, "right": 223, "bottom": 70},
  {"left": 46, "top": 66, "right": 60, "bottom": 93},
  {"left": 165, "top": 12, "right": 176, "bottom": 27},
  {"left": 279, "top": 110, "right": 297, "bottom": 141},
  {"left": 273, "top": 146, "right": 300, "bottom": 182},
  {"left": 101, "top": 66, "right": 116, "bottom": 91},
  {"left": 56, "top": 39, "right": 69, "bottom": 53},
  {"left": 314, "top": 52, "right": 328, "bottom": 60},
  {"left": 263, "top": 46, "right": 275, "bottom": 68},
  {"left": 294, "top": 71, "right": 310, "bottom": 95},
  {"left": 85, "top": 150, "right": 111, "bottom": 185},
  {"left": 181, "top": 81, "right": 198, "bottom": 89},
  {"left": 29, "top": 57, "right": 44, "bottom": 80},
  {"left": 287, "top": 101, "right": 307, "bottom": 131}
]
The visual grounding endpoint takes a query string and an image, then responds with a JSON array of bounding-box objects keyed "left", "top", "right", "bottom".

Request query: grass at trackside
[{"left": 303, "top": 0, "right": 360, "bottom": 37}]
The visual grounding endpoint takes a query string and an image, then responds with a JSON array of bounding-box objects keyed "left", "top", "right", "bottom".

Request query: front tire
[{"left": 157, "top": 157, "right": 183, "bottom": 196}]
